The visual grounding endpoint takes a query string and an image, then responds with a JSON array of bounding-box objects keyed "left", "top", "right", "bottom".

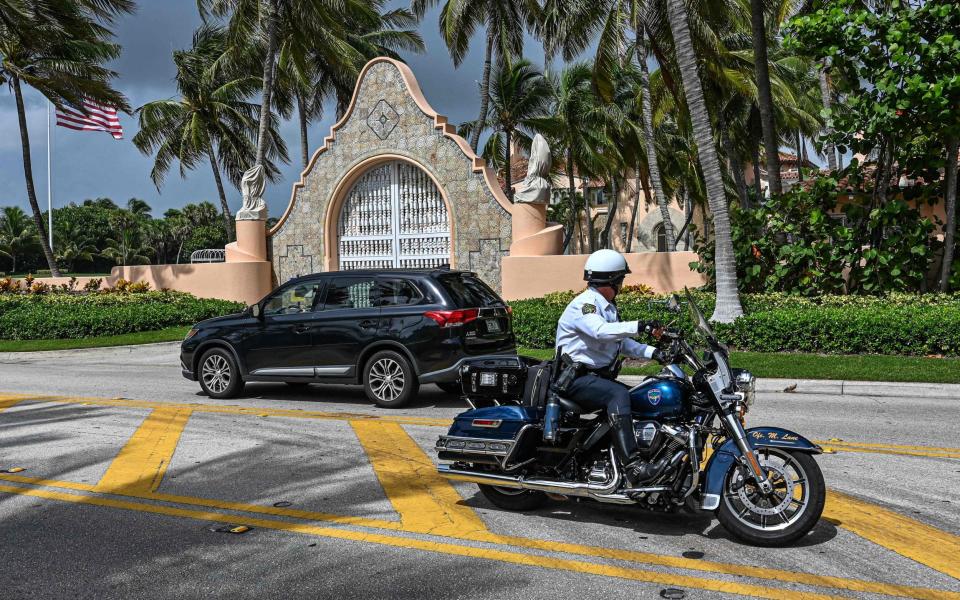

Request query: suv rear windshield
[{"left": 438, "top": 275, "right": 504, "bottom": 308}]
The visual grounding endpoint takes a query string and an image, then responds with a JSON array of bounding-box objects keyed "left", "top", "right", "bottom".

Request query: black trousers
[{"left": 566, "top": 373, "right": 638, "bottom": 459}]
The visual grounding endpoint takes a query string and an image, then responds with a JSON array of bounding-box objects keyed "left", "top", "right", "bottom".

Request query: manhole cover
[
  {"left": 660, "top": 588, "right": 686, "bottom": 599},
  {"left": 682, "top": 550, "right": 705, "bottom": 559},
  {"left": 273, "top": 501, "right": 292, "bottom": 508}
]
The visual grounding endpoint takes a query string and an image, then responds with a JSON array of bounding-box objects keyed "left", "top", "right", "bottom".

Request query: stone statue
[
  {"left": 236, "top": 164, "right": 267, "bottom": 221},
  {"left": 513, "top": 133, "right": 552, "bottom": 204}
]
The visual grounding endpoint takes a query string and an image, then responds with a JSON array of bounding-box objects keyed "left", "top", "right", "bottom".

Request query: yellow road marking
[
  {"left": 0, "top": 394, "right": 28, "bottom": 413},
  {"left": 0, "top": 482, "right": 846, "bottom": 600},
  {"left": 95, "top": 406, "right": 193, "bottom": 494},
  {"left": 1, "top": 473, "right": 956, "bottom": 599},
  {"left": 351, "top": 420, "right": 488, "bottom": 536},
  {"left": 814, "top": 440, "right": 960, "bottom": 460},
  {"left": 824, "top": 489, "right": 960, "bottom": 581}
]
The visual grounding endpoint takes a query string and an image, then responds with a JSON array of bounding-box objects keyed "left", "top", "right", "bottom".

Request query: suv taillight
[{"left": 424, "top": 308, "right": 479, "bottom": 327}]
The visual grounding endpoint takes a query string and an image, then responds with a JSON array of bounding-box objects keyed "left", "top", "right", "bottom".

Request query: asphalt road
[{"left": 0, "top": 342, "right": 958, "bottom": 599}]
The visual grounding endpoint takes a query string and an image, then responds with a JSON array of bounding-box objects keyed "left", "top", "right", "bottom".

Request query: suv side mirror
[{"left": 250, "top": 303, "right": 262, "bottom": 319}]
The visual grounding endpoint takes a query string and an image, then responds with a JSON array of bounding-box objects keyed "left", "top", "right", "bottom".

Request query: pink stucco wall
[
  {"left": 32, "top": 261, "right": 272, "bottom": 305},
  {"left": 500, "top": 251, "right": 706, "bottom": 300}
]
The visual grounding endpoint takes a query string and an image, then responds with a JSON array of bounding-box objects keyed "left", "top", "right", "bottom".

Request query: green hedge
[
  {"left": 510, "top": 290, "right": 960, "bottom": 356},
  {"left": 0, "top": 291, "right": 244, "bottom": 340}
]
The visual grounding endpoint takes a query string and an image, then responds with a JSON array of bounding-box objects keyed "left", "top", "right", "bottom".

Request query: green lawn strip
[
  {"left": 0, "top": 327, "right": 190, "bottom": 352},
  {"left": 518, "top": 347, "right": 960, "bottom": 383}
]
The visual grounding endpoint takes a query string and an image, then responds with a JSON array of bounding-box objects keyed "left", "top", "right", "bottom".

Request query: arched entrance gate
[{"left": 337, "top": 160, "right": 451, "bottom": 270}]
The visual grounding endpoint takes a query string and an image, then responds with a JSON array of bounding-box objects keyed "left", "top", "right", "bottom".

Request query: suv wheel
[
  {"left": 364, "top": 350, "right": 418, "bottom": 408},
  {"left": 198, "top": 348, "right": 244, "bottom": 399}
]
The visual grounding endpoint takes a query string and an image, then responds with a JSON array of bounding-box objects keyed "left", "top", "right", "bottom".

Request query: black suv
[{"left": 180, "top": 269, "right": 516, "bottom": 407}]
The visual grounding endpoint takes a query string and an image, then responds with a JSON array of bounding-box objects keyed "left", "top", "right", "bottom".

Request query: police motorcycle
[{"left": 436, "top": 290, "right": 826, "bottom": 546}]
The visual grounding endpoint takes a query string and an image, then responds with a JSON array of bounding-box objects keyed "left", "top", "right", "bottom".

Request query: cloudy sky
[{"left": 0, "top": 1, "right": 559, "bottom": 218}]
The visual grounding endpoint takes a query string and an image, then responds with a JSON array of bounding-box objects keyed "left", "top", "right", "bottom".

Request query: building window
[
  {"left": 653, "top": 223, "right": 668, "bottom": 252},
  {"left": 619, "top": 223, "right": 628, "bottom": 246}
]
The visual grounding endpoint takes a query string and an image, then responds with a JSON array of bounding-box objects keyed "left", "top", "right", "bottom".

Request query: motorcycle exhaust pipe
[{"left": 438, "top": 448, "right": 623, "bottom": 499}]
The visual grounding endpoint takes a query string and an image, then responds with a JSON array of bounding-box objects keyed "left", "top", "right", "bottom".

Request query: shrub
[
  {"left": 0, "top": 291, "right": 244, "bottom": 340},
  {"left": 510, "top": 291, "right": 960, "bottom": 356},
  {"left": 83, "top": 278, "right": 103, "bottom": 293}
]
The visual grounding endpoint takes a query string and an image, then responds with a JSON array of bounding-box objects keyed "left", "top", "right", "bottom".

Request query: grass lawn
[
  {"left": 0, "top": 327, "right": 190, "bottom": 352},
  {"left": 519, "top": 347, "right": 960, "bottom": 384}
]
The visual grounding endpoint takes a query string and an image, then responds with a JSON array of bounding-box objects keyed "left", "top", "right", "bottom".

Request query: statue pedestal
[
  {"left": 226, "top": 219, "right": 267, "bottom": 262},
  {"left": 509, "top": 202, "right": 563, "bottom": 256}
]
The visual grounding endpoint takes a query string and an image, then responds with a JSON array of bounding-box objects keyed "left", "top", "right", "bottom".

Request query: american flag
[{"left": 55, "top": 99, "right": 123, "bottom": 139}]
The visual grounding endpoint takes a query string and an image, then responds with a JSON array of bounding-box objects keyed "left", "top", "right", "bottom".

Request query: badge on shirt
[{"left": 582, "top": 303, "right": 597, "bottom": 315}]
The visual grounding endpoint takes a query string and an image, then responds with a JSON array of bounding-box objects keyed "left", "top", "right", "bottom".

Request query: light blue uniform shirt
[{"left": 554, "top": 287, "right": 655, "bottom": 369}]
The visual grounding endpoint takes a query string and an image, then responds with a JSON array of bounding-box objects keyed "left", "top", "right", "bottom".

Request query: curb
[{"left": 619, "top": 375, "right": 959, "bottom": 400}]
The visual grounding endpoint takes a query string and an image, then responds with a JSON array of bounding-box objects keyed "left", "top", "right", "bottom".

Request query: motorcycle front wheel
[{"left": 716, "top": 447, "right": 825, "bottom": 546}]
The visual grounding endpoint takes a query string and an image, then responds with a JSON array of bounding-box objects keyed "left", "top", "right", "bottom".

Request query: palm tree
[
  {"left": 637, "top": 28, "right": 676, "bottom": 251},
  {"left": 126, "top": 198, "right": 152, "bottom": 219},
  {"left": 0, "top": 0, "right": 132, "bottom": 277},
  {"left": 750, "top": 0, "right": 781, "bottom": 195},
  {"left": 54, "top": 232, "right": 98, "bottom": 273},
  {"left": 539, "top": 62, "right": 619, "bottom": 251},
  {"left": 413, "top": 0, "right": 533, "bottom": 152},
  {"left": 134, "top": 26, "right": 286, "bottom": 242},
  {"left": 201, "top": 0, "right": 364, "bottom": 170},
  {"left": 461, "top": 58, "right": 552, "bottom": 201},
  {"left": 280, "top": 2, "right": 425, "bottom": 167},
  {"left": 665, "top": 0, "right": 743, "bottom": 322},
  {"left": 0, "top": 206, "right": 39, "bottom": 274},
  {"left": 102, "top": 210, "right": 151, "bottom": 266}
]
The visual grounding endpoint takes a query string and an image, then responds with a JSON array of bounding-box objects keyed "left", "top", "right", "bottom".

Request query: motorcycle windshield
[{"left": 684, "top": 288, "right": 718, "bottom": 348}]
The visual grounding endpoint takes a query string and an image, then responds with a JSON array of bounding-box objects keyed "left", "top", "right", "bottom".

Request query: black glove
[
  {"left": 651, "top": 349, "right": 667, "bottom": 364},
  {"left": 638, "top": 321, "right": 662, "bottom": 335}
]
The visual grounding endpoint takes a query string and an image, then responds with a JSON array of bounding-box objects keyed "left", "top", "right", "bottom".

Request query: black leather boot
[{"left": 610, "top": 414, "right": 646, "bottom": 485}]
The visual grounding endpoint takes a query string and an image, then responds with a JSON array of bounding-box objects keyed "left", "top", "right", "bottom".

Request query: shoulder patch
[{"left": 581, "top": 303, "right": 597, "bottom": 315}]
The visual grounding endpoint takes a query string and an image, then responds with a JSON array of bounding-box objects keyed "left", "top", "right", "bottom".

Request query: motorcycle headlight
[{"left": 734, "top": 369, "right": 756, "bottom": 409}]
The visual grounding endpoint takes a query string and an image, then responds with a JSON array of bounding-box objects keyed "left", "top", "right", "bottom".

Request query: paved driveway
[{"left": 0, "top": 343, "right": 957, "bottom": 599}]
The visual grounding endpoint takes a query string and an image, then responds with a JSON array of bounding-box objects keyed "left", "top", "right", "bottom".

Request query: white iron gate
[{"left": 338, "top": 161, "right": 451, "bottom": 270}]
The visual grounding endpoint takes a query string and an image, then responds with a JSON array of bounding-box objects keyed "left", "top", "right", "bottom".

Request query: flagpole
[{"left": 47, "top": 101, "right": 53, "bottom": 251}]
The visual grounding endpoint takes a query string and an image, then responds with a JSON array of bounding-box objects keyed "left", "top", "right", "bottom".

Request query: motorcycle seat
[{"left": 557, "top": 396, "right": 598, "bottom": 415}]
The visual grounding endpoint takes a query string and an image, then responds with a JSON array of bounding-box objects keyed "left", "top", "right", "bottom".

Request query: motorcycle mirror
[
  {"left": 666, "top": 294, "right": 682, "bottom": 313},
  {"left": 250, "top": 303, "right": 262, "bottom": 319}
]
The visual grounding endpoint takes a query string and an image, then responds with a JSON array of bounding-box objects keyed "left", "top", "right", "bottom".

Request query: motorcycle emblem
[{"left": 647, "top": 389, "right": 662, "bottom": 405}]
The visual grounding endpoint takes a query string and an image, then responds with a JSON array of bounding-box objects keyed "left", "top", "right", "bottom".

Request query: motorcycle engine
[
  {"left": 632, "top": 421, "right": 690, "bottom": 478},
  {"left": 633, "top": 420, "right": 663, "bottom": 457}
]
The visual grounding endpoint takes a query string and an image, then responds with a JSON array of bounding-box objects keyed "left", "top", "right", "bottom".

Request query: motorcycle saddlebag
[
  {"left": 437, "top": 404, "right": 539, "bottom": 463},
  {"left": 460, "top": 356, "right": 528, "bottom": 404}
]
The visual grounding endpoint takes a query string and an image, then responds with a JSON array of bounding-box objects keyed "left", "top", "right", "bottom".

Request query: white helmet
[{"left": 583, "top": 249, "right": 631, "bottom": 285}]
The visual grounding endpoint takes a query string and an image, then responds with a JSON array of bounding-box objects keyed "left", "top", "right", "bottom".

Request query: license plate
[{"left": 486, "top": 319, "right": 501, "bottom": 333}]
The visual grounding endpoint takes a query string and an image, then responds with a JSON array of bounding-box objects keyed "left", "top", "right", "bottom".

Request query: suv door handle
[
  {"left": 292, "top": 324, "right": 309, "bottom": 334},
  {"left": 358, "top": 319, "right": 377, "bottom": 329}
]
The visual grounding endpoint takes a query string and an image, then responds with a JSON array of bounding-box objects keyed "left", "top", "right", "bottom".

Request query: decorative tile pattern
[
  {"left": 366, "top": 99, "right": 400, "bottom": 140},
  {"left": 270, "top": 60, "right": 512, "bottom": 290}
]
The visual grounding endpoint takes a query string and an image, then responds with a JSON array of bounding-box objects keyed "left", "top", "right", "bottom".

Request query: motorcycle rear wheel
[
  {"left": 716, "top": 448, "right": 825, "bottom": 546},
  {"left": 478, "top": 484, "right": 548, "bottom": 511}
]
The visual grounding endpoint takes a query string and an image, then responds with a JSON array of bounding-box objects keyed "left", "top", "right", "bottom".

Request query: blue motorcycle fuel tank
[{"left": 630, "top": 378, "right": 685, "bottom": 419}]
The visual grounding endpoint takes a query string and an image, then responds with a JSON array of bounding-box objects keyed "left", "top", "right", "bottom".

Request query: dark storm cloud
[{"left": 0, "top": 0, "right": 549, "bottom": 217}]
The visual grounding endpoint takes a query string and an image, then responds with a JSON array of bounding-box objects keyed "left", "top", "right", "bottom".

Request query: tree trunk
[
  {"left": 626, "top": 161, "right": 644, "bottom": 252},
  {"left": 939, "top": 136, "right": 959, "bottom": 292},
  {"left": 719, "top": 111, "right": 750, "bottom": 209},
  {"left": 638, "top": 30, "right": 675, "bottom": 250},
  {"left": 504, "top": 128, "right": 513, "bottom": 201},
  {"left": 255, "top": 0, "right": 280, "bottom": 168},
  {"left": 819, "top": 60, "right": 838, "bottom": 171},
  {"left": 297, "top": 88, "right": 309, "bottom": 168},
  {"left": 600, "top": 177, "right": 619, "bottom": 248},
  {"left": 667, "top": 0, "right": 743, "bottom": 322},
  {"left": 751, "top": 0, "right": 781, "bottom": 196},
  {"left": 752, "top": 144, "right": 763, "bottom": 201},
  {"left": 796, "top": 131, "right": 804, "bottom": 183},
  {"left": 469, "top": 29, "right": 495, "bottom": 152},
  {"left": 12, "top": 76, "right": 60, "bottom": 277},
  {"left": 562, "top": 153, "right": 579, "bottom": 251},
  {"left": 208, "top": 144, "right": 235, "bottom": 242}
]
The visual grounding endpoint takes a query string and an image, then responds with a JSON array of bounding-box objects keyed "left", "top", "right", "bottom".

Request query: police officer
[{"left": 555, "top": 249, "right": 664, "bottom": 484}]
